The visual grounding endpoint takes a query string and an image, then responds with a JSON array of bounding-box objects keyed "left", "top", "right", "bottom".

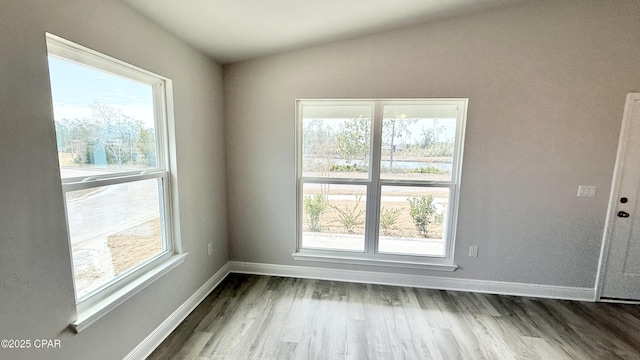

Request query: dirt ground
[
  {"left": 71, "top": 217, "right": 163, "bottom": 298},
  {"left": 107, "top": 218, "right": 163, "bottom": 275}
]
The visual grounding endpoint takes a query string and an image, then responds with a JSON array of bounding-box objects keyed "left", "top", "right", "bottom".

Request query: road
[
  {"left": 65, "top": 179, "right": 160, "bottom": 246},
  {"left": 59, "top": 168, "right": 160, "bottom": 246}
]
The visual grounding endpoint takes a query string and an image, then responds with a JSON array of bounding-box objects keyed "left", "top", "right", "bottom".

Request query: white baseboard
[
  {"left": 228, "top": 261, "right": 595, "bottom": 302},
  {"left": 124, "top": 262, "right": 231, "bottom": 360}
]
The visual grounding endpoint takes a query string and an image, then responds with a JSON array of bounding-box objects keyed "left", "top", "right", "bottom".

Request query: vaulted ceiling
[{"left": 122, "top": 0, "right": 526, "bottom": 64}]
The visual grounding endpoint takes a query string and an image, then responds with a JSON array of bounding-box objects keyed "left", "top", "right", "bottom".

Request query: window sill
[
  {"left": 292, "top": 251, "right": 458, "bottom": 272},
  {"left": 71, "top": 253, "right": 188, "bottom": 333}
]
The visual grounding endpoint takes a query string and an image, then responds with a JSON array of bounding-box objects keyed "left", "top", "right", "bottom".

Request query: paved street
[{"left": 61, "top": 167, "right": 160, "bottom": 245}]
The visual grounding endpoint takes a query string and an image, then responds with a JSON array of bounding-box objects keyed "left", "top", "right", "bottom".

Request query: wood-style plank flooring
[{"left": 148, "top": 274, "right": 640, "bottom": 359}]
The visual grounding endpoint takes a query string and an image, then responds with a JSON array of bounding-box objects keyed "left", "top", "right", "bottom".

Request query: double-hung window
[
  {"left": 46, "top": 34, "right": 182, "bottom": 330},
  {"left": 295, "top": 99, "right": 467, "bottom": 269}
]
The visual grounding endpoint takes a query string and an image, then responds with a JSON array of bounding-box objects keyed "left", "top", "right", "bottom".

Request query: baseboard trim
[
  {"left": 124, "top": 262, "right": 231, "bottom": 360},
  {"left": 228, "top": 261, "right": 595, "bottom": 302}
]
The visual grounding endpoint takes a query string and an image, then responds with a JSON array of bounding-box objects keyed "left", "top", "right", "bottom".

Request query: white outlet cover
[
  {"left": 469, "top": 246, "right": 478, "bottom": 257},
  {"left": 577, "top": 185, "right": 597, "bottom": 197}
]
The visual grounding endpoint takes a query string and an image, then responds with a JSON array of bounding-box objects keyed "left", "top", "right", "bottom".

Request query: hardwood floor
[{"left": 148, "top": 274, "right": 640, "bottom": 359}]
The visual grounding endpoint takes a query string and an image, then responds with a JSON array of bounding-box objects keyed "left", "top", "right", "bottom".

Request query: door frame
[{"left": 595, "top": 93, "right": 640, "bottom": 301}]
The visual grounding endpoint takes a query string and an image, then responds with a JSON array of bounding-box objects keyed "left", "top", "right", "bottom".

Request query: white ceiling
[{"left": 123, "top": 0, "right": 525, "bottom": 64}]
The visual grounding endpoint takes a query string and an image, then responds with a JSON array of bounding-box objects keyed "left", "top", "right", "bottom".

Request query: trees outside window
[{"left": 297, "top": 99, "right": 467, "bottom": 265}]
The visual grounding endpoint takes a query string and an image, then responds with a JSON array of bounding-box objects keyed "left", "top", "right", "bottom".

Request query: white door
[{"left": 599, "top": 93, "right": 640, "bottom": 300}]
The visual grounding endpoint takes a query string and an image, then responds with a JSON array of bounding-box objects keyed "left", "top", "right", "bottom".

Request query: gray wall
[
  {"left": 224, "top": 0, "right": 640, "bottom": 288},
  {"left": 0, "top": 1, "right": 227, "bottom": 359}
]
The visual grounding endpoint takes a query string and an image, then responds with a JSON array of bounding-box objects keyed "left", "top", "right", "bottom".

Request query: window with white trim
[
  {"left": 295, "top": 99, "right": 467, "bottom": 269},
  {"left": 46, "top": 34, "right": 180, "bottom": 317}
]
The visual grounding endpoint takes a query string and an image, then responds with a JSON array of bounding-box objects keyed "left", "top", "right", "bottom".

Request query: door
[{"left": 599, "top": 93, "right": 640, "bottom": 300}]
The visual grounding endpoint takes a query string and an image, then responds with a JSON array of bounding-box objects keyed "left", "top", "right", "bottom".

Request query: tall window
[
  {"left": 296, "top": 99, "right": 467, "bottom": 267},
  {"left": 46, "top": 34, "right": 176, "bottom": 310}
]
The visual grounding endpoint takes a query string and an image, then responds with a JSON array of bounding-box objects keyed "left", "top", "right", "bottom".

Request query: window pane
[
  {"left": 48, "top": 56, "right": 158, "bottom": 179},
  {"left": 378, "top": 186, "right": 449, "bottom": 256},
  {"left": 301, "top": 183, "right": 367, "bottom": 251},
  {"left": 301, "top": 105, "right": 372, "bottom": 179},
  {"left": 380, "top": 104, "right": 457, "bottom": 181},
  {"left": 66, "top": 178, "right": 165, "bottom": 299}
]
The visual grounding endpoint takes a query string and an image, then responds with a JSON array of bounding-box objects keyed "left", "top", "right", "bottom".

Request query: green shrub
[
  {"left": 330, "top": 164, "right": 367, "bottom": 172},
  {"left": 408, "top": 195, "right": 439, "bottom": 237},
  {"left": 410, "top": 166, "right": 443, "bottom": 174},
  {"left": 380, "top": 207, "right": 401, "bottom": 234},
  {"left": 330, "top": 194, "right": 365, "bottom": 233},
  {"left": 303, "top": 194, "right": 327, "bottom": 232}
]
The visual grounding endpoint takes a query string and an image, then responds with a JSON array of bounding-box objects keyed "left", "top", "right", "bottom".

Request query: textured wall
[
  {"left": 224, "top": 0, "right": 640, "bottom": 287},
  {"left": 0, "top": 1, "right": 227, "bottom": 359}
]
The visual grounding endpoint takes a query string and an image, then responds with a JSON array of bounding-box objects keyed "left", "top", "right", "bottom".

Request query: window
[
  {"left": 296, "top": 99, "right": 467, "bottom": 269},
  {"left": 46, "top": 34, "right": 182, "bottom": 327}
]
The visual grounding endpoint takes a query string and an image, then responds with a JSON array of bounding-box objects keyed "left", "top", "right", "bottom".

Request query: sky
[{"left": 47, "top": 55, "right": 155, "bottom": 127}]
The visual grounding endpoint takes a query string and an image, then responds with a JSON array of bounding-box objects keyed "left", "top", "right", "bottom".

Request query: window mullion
[
  {"left": 61, "top": 171, "right": 165, "bottom": 192},
  {"left": 378, "top": 180, "right": 454, "bottom": 187},
  {"left": 301, "top": 177, "right": 370, "bottom": 185},
  {"left": 158, "top": 174, "right": 172, "bottom": 252},
  {"left": 153, "top": 81, "right": 168, "bottom": 171},
  {"left": 365, "top": 102, "right": 383, "bottom": 254}
]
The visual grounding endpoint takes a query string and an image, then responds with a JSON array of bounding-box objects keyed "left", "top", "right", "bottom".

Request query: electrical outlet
[
  {"left": 469, "top": 246, "right": 479, "bottom": 257},
  {"left": 207, "top": 242, "right": 213, "bottom": 256},
  {"left": 577, "top": 185, "right": 597, "bottom": 197}
]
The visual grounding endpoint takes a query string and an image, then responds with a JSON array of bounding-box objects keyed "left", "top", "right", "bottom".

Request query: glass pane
[
  {"left": 378, "top": 186, "right": 449, "bottom": 256},
  {"left": 66, "top": 178, "right": 165, "bottom": 299},
  {"left": 380, "top": 104, "right": 457, "bottom": 181},
  {"left": 301, "top": 105, "right": 372, "bottom": 179},
  {"left": 48, "top": 55, "right": 158, "bottom": 179},
  {"left": 301, "top": 183, "right": 367, "bottom": 251}
]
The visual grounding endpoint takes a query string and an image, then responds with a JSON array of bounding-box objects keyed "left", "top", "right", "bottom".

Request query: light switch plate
[{"left": 577, "top": 185, "right": 597, "bottom": 197}]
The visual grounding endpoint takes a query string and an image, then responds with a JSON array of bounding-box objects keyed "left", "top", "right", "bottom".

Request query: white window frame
[
  {"left": 294, "top": 99, "right": 467, "bottom": 271},
  {"left": 46, "top": 34, "right": 186, "bottom": 332}
]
